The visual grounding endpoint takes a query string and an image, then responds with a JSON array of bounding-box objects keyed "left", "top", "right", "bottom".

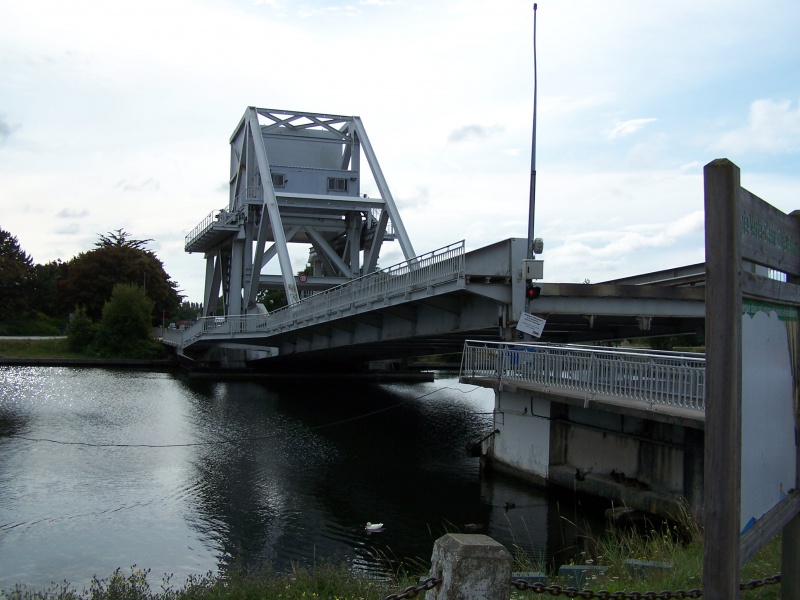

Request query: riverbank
[
  {"left": 0, "top": 336, "right": 176, "bottom": 368},
  {"left": 1, "top": 527, "right": 782, "bottom": 599},
  {"left": 0, "top": 337, "right": 442, "bottom": 380}
]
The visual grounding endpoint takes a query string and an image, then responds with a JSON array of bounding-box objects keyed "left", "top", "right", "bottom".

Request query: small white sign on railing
[{"left": 516, "top": 312, "right": 546, "bottom": 338}]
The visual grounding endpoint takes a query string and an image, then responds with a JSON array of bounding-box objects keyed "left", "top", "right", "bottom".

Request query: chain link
[
  {"left": 383, "top": 573, "right": 780, "bottom": 599},
  {"left": 510, "top": 581, "right": 703, "bottom": 599},
  {"left": 508, "top": 573, "right": 781, "bottom": 598},
  {"left": 738, "top": 574, "right": 781, "bottom": 591},
  {"left": 383, "top": 576, "right": 442, "bottom": 600}
]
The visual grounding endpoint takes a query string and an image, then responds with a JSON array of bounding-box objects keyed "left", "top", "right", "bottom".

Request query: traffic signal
[{"left": 525, "top": 282, "right": 541, "bottom": 300}]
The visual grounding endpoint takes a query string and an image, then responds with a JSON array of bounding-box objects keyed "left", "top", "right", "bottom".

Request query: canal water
[{"left": 0, "top": 366, "right": 606, "bottom": 591}]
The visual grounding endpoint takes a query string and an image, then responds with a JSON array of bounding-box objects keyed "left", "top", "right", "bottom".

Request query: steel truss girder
[{"left": 195, "top": 106, "right": 416, "bottom": 317}]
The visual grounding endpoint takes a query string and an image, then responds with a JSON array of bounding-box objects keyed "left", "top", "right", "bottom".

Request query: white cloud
[
  {"left": 116, "top": 179, "right": 161, "bottom": 193},
  {"left": 0, "top": 115, "right": 21, "bottom": 143},
  {"left": 448, "top": 124, "right": 504, "bottom": 144},
  {"left": 714, "top": 99, "right": 800, "bottom": 154},
  {"left": 1, "top": 0, "right": 800, "bottom": 302},
  {"left": 56, "top": 208, "right": 89, "bottom": 218},
  {"left": 608, "top": 118, "right": 658, "bottom": 140}
]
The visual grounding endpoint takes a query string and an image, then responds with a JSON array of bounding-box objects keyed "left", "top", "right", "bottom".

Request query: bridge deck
[{"left": 162, "top": 238, "right": 706, "bottom": 366}]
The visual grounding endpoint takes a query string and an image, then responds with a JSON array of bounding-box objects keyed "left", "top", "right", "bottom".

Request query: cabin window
[
  {"left": 327, "top": 177, "right": 348, "bottom": 192},
  {"left": 271, "top": 173, "right": 286, "bottom": 188}
]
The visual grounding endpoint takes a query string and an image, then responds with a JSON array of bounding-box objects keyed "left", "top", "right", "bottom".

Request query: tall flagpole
[{"left": 527, "top": 3, "right": 538, "bottom": 260}]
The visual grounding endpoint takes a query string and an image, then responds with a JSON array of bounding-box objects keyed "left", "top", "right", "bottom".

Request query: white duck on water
[{"left": 365, "top": 522, "right": 384, "bottom": 532}]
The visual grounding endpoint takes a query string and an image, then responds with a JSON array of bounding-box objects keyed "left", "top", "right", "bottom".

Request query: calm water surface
[{"left": 0, "top": 367, "right": 604, "bottom": 590}]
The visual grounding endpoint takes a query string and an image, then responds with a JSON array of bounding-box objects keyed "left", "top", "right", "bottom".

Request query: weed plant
[
  {"left": 0, "top": 334, "right": 167, "bottom": 361},
  {"left": 0, "top": 337, "right": 80, "bottom": 359},
  {"left": 0, "top": 563, "right": 423, "bottom": 600},
  {"left": 0, "top": 518, "right": 784, "bottom": 600},
  {"left": 515, "top": 501, "right": 783, "bottom": 599}
]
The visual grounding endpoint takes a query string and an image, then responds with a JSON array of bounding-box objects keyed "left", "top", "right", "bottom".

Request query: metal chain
[
  {"left": 383, "top": 576, "right": 442, "bottom": 600},
  {"left": 738, "top": 574, "right": 781, "bottom": 591},
  {"left": 510, "top": 581, "right": 702, "bottom": 599},
  {"left": 383, "top": 573, "right": 780, "bottom": 599},
  {"left": 509, "top": 573, "right": 781, "bottom": 598}
]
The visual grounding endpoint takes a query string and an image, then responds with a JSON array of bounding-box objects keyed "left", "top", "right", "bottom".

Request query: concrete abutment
[{"left": 476, "top": 383, "right": 705, "bottom": 520}]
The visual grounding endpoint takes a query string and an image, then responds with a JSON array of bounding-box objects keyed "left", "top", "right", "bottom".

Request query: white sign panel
[
  {"left": 516, "top": 312, "right": 546, "bottom": 338},
  {"left": 740, "top": 303, "right": 797, "bottom": 532}
]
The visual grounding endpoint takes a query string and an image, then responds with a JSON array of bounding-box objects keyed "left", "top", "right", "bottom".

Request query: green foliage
[
  {"left": 0, "top": 226, "right": 184, "bottom": 338},
  {"left": 66, "top": 306, "right": 96, "bottom": 352},
  {"left": 0, "top": 228, "right": 34, "bottom": 318},
  {"left": 0, "top": 337, "right": 79, "bottom": 359},
  {"left": 173, "top": 302, "right": 202, "bottom": 323},
  {"left": 59, "top": 243, "right": 181, "bottom": 321},
  {"left": 537, "top": 505, "right": 781, "bottom": 599},
  {"left": 93, "top": 284, "right": 165, "bottom": 359},
  {"left": 29, "top": 260, "right": 68, "bottom": 317},
  {"left": 0, "top": 530, "right": 784, "bottom": 599},
  {"left": 94, "top": 229, "right": 153, "bottom": 251},
  {"left": 0, "top": 563, "right": 422, "bottom": 600},
  {"left": 0, "top": 314, "right": 63, "bottom": 336},
  {"left": 257, "top": 289, "right": 288, "bottom": 310}
]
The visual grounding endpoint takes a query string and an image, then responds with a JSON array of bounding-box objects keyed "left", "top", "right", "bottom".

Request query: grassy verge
[
  {"left": 0, "top": 336, "right": 168, "bottom": 361},
  {"left": 1, "top": 563, "right": 424, "bottom": 600},
  {"left": 508, "top": 509, "right": 782, "bottom": 599},
  {"left": 1, "top": 518, "right": 783, "bottom": 600},
  {"left": 0, "top": 337, "right": 82, "bottom": 359}
]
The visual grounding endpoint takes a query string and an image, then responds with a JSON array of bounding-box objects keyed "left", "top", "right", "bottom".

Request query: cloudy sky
[{"left": 2, "top": 0, "right": 799, "bottom": 302}]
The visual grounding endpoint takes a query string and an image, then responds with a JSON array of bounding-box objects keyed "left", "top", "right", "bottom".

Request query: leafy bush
[
  {"left": 93, "top": 284, "right": 165, "bottom": 359},
  {"left": 66, "top": 306, "right": 95, "bottom": 352}
]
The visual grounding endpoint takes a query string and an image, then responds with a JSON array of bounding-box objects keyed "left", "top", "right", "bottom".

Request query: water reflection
[{"left": 0, "top": 368, "right": 606, "bottom": 590}]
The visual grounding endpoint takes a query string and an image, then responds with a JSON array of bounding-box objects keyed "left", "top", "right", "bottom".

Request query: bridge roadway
[{"left": 162, "top": 237, "right": 706, "bottom": 368}]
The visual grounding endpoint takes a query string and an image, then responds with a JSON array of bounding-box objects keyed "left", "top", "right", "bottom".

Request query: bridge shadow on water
[{"left": 179, "top": 373, "right": 612, "bottom": 577}]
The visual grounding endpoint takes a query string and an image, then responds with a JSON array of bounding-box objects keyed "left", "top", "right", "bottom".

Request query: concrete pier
[{"left": 468, "top": 379, "right": 705, "bottom": 519}]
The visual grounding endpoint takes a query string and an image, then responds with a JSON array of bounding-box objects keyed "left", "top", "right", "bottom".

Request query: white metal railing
[
  {"left": 460, "top": 340, "right": 705, "bottom": 411},
  {"left": 170, "top": 241, "right": 466, "bottom": 348},
  {"left": 235, "top": 186, "right": 262, "bottom": 205},
  {"left": 185, "top": 207, "right": 240, "bottom": 248}
]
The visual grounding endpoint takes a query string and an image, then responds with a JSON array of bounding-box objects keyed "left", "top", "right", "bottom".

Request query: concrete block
[
  {"left": 557, "top": 564, "right": 608, "bottom": 588},
  {"left": 624, "top": 558, "right": 672, "bottom": 579},
  {"left": 426, "top": 533, "right": 512, "bottom": 600},
  {"left": 511, "top": 571, "right": 548, "bottom": 584}
]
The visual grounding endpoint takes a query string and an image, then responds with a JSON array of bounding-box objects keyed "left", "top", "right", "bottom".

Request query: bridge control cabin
[{"left": 185, "top": 107, "right": 416, "bottom": 318}]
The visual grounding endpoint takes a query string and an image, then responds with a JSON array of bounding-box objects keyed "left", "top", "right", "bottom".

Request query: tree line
[{"left": 0, "top": 227, "right": 197, "bottom": 357}]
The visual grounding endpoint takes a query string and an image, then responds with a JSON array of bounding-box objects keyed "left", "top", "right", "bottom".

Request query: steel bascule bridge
[
  {"left": 163, "top": 106, "right": 707, "bottom": 369},
  {"left": 161, "top": 120, "right": 800, "bottom": 591}
]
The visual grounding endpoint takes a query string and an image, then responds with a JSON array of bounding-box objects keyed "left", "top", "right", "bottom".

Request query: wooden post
[
  {"left": 703, "top": 159, "right": 742, "bottom": 599},
  {"left": 784, "top": 212, "right": 800, "bottom": 599},
  {"left": 783, "top": 513, "right": 800, "bottom": 600}
]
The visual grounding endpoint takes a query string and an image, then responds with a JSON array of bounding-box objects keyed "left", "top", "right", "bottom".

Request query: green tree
[
  {"left": 59, "top": 232, "right": 182, "bottom": 321},
  {"left": 66, "top": 305, "right": 96, "bottom": 352},
  {"left": 258, "top": 288, "right": 289, "bottom": 310},
  {"left": 173, "top": 301, "right": 202, "bottom": 323},
  {"left": 30, "top": 259, "right": 68, "bottom": 317},
  {"left": 0, "top": 228, "right": 34, "bottom": 317},
  {"left": 94, "top": 284, "right": 165, "bottom": 358},
  {"left": 95, "top": 228, "right": 153, "bottom": 251}
]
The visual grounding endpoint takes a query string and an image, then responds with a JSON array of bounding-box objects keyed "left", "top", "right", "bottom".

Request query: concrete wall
[
  {"left": 486, "top": 388, "right": 705, "bottom": 517},
  {"left": 488, "top": 389, "right": 550, "bottom": 485},
  {"left": 549, "top": 403, "right": 686, "bottom": 494}
]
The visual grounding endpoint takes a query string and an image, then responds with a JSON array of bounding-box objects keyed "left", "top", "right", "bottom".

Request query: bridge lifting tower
[{"left": 185, "top": 107, "right": 416, "bottom": 317}]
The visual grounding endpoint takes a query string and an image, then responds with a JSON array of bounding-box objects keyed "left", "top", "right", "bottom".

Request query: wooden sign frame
[{"left": 703, "top": 159, "right": 800, "bottom": 599}]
